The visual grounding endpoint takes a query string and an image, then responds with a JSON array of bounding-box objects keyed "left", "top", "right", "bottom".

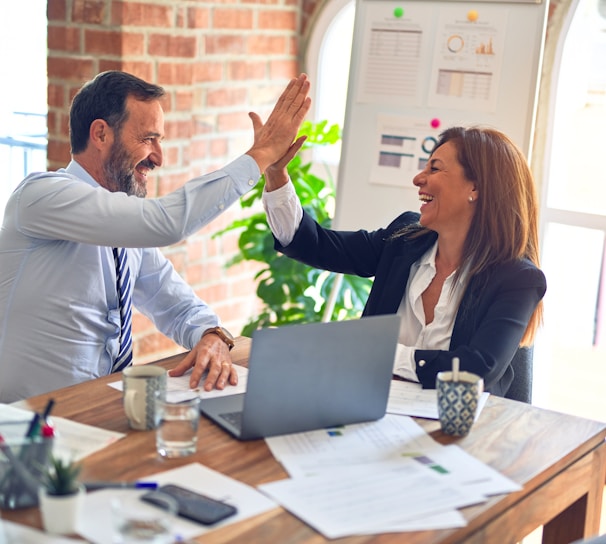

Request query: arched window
[
  {"left": 534, "top": 0, "right": 606, "bottom": 411},
  {"left": 304, "top": 0, "right": 355, "bottom": 167}
]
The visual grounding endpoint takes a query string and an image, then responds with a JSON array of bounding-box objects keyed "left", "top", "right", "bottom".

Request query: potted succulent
[{"left": 38, "top": 455, "right": 85, "bottom": 535}]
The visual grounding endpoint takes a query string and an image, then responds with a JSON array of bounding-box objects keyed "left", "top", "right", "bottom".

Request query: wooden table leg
[{"left": 542, "top": 441, "right": 606, "bottom": 544}]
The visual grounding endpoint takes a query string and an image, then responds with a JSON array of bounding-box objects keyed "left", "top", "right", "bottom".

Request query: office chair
[{"left": 504, "top": 346, "right": 534, "bottom": 404}]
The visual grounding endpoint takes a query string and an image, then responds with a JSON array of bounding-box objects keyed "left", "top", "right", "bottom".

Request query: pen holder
[{"left": 0, "top": 421, "right": 54, "bottom": 509}]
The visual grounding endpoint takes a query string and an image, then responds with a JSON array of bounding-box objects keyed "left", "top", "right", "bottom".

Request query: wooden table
[{"left": 3, "top": 336, "right": 606, "bottom": 544}]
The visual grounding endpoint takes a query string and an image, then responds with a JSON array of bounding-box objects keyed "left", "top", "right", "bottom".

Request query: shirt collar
[
  {"left": 62, "top": 160, "right": 101, "bottom": 189},
  {"left": 418, "top": 241, "right": 438, "bottom": 269},
  {"left": 417, "top": 241, "right": 470, "bottom": 287}
]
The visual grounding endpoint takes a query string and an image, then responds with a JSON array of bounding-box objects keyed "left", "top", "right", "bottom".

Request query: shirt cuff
[
  {"left": 262, "top": 181, "right": 303, "bottom": 246},
  {"left": 392, "top": 344, "right": 420, "bottom": 382},
  {"left": 223, "top": 155, "right": 261, "bottom": 195}
]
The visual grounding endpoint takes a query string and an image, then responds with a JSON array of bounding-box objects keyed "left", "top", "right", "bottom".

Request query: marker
[
  {"left": 41, "top": 398, "right": 55, "bottom": 422},
  {"left": 84, "top": 481, "right": 159, "bottom": 491},
  {"left": 24, "top": 412, "right": 41, "bottom": 438}
]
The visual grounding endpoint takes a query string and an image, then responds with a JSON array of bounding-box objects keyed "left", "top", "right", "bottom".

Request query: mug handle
[{"left": 124, "top": 389, "right": 142, "bottom": 426}]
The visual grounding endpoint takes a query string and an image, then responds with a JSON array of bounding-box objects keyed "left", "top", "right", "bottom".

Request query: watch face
[{"left": 221, "top": 327, "right": 234, "bottom": 342}]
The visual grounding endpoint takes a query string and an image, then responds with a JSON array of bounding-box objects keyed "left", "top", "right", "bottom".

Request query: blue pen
[{"left": 84, "top": 481, "right": 159, "bottom": 491}]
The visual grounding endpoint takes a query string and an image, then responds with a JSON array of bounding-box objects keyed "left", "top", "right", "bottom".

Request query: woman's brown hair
[{"left": 399, "top": 126, "right": 543, "bottom": 345}]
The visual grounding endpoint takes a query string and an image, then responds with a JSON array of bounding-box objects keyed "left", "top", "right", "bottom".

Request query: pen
[
  {"left": 84, "top": 481, "right": 159, "bottom": 491},
  {"left": 24, "top": 412, "right": 40, "bottom": 439},
  {"left": 41, "top": 398, "right": 55, "bottom": 422}
]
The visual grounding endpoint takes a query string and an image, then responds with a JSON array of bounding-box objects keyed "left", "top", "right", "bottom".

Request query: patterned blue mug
[{"left": 436, "top": 371, "right": 484, "bottom": 436}]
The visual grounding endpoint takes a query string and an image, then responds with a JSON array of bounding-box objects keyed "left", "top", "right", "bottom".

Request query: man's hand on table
[{"left": 168, "top": 335, "right": 238, "bottom": 391}]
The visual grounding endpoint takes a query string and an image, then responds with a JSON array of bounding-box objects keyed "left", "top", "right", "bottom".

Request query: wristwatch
[{"left": 202, "top": 326, "right": 235, "bottom": 351}]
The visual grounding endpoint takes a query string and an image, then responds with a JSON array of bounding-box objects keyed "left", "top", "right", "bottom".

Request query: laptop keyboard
[{"left": 219, "top": 411, "right": 243, "bottom": 430}]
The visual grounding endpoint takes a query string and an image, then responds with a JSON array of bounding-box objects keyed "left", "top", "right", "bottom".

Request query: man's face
[{"left": 102, "top": 97, "right": 165, "bottom": 197}]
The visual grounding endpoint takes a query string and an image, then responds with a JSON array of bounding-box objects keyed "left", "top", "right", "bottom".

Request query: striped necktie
[{"left": 112, "top": 247, "right": 133, "bottom": 372}]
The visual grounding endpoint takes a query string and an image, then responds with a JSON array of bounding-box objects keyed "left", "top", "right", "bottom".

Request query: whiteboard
[{"left": 333, "top": 0, "right": 549, "bottom": 231}]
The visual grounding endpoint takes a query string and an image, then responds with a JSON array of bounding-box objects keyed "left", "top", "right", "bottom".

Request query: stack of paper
[{"left": 261, "top": 414, "right": 520, "bottom": 539}]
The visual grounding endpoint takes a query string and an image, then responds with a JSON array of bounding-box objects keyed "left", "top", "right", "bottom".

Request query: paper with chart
[
  {"left": 355, "top": 1, "right": 433, "bottom": 106},
  {"left": 427, "top": 5, "right": 508, "bottom": 112},
  {"left": 258, "top": 459, "right": 481, "bottom": 539},
  {"left": 261, "top": 414, "right": 521, "bottom": 537},
  {"left": 370, "top": 114, "right": 453, "bottom": 187},
  {"left": 265, "top": 413, "right": 441, "bottom": 477},
  {"left": 265, "top": 414, "right": 519, "bottom": 496}
]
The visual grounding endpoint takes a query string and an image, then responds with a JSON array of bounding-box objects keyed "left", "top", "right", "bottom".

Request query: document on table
[
  {"left": 77, "top": 462, "right": 277, "bottom": 544},
  {"left": 0, "top": 404, "right": 124, "bottom": 462},
  {"left": 108, "top": 364, "right": 248, "bottom": 402},
  {"left": 416, "top": 444, "right": 522, "bottom": 497},
  {"left": 387, "top": 380, "right": 490, "bottom": 419},
  {"left": 266, "top": 414, "right": 519, "bottom": 496},
  {"left": 266, "top": 413, "right": 441, "bottom": 477},
  {"left": 258, "top": 459, "right": 483, "bottom": 539},
  {"left": 263, "top": 414, "right": 521, "bottom": 537},
  {"left": 0, "top": 519, "right": 82, "bottom": 543}
]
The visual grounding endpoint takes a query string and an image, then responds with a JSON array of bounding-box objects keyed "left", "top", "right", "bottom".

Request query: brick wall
[{"left": 46, "top": 0, "right": 320, "bottom": 363}]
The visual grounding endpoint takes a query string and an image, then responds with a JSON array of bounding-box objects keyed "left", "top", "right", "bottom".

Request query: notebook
[{"left": 199, "top": 314, "right": 401, "bottom": 440}]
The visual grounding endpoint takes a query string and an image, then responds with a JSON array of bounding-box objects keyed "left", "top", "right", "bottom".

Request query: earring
[{"left": 468, "top": 196, "right": 474, "bottom": 202}]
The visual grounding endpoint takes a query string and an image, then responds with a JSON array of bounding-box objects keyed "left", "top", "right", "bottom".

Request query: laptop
[{"left": 199, "top": 314, "right": 401, "bottom": 440}]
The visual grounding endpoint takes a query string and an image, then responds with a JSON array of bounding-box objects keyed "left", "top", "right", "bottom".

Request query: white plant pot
[{"left": 38, "top": 484, "right": 85, "bottom": 535}]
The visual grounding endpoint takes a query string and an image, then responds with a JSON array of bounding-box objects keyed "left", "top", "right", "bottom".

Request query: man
[{"left": 0, "top": 71, "right": 311, "bottom": 403}]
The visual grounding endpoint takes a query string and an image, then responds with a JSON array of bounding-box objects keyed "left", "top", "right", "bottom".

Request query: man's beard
[{"left": 102, "top": 140, "right": 151, "bottom": 197}]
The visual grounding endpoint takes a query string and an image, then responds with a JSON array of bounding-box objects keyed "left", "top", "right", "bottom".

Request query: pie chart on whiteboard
[{"left": 447, "top": 35, "right": 464, "bottom": 53}]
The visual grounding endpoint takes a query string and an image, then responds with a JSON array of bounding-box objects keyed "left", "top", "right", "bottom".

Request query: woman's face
[{"left": 412, "top": 141, "right": 477, "bottom": 236}]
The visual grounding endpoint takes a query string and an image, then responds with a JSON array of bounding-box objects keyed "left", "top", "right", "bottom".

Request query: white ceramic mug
[{"left": 122, "top": 366, "right": 167, "bottom": 431}]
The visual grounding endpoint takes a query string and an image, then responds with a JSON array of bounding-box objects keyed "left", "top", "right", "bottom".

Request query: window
[
  {"left": 304, "top": 0, "right": 355, "bottom": 166},
  {"left": 0, "top": 1, "right": 48, "bottom": 216}
]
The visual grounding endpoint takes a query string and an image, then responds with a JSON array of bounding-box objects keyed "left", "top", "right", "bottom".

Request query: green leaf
[
  {"left": 43, "top": 456, "right": 82, "bottom": 496},
  {"left": 217, "top": 121, "right": 373, "bottom": 333}
]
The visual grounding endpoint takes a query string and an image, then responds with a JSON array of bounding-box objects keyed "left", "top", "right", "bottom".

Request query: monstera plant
[{"left": 215, "top": 120, "right": 372, "bottom": 337}]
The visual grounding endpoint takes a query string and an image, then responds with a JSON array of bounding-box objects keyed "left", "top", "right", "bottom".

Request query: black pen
[
  {"left": 84, "top": 481, "right": 159, "bottom": 491},
  {"left": 41, "top": 398, "right": 55, "bottom": 422}
]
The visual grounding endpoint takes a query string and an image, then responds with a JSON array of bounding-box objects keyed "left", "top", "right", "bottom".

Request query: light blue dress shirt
[{"left": 0, "top": 156, "right": 259, "bottom": 402}]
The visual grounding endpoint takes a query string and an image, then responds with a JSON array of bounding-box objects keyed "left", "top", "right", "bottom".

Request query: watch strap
[{"left": 202, "top": 326, "right": 235, "bottom": 350}]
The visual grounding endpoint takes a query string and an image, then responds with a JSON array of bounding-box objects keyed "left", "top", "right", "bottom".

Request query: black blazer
[{"left": 275, "top": 211, "right": 547, "bottom": 397}]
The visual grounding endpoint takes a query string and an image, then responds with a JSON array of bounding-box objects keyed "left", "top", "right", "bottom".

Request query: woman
[{"left": 261, "top": 126, "right": 546, "bottom": 397}]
